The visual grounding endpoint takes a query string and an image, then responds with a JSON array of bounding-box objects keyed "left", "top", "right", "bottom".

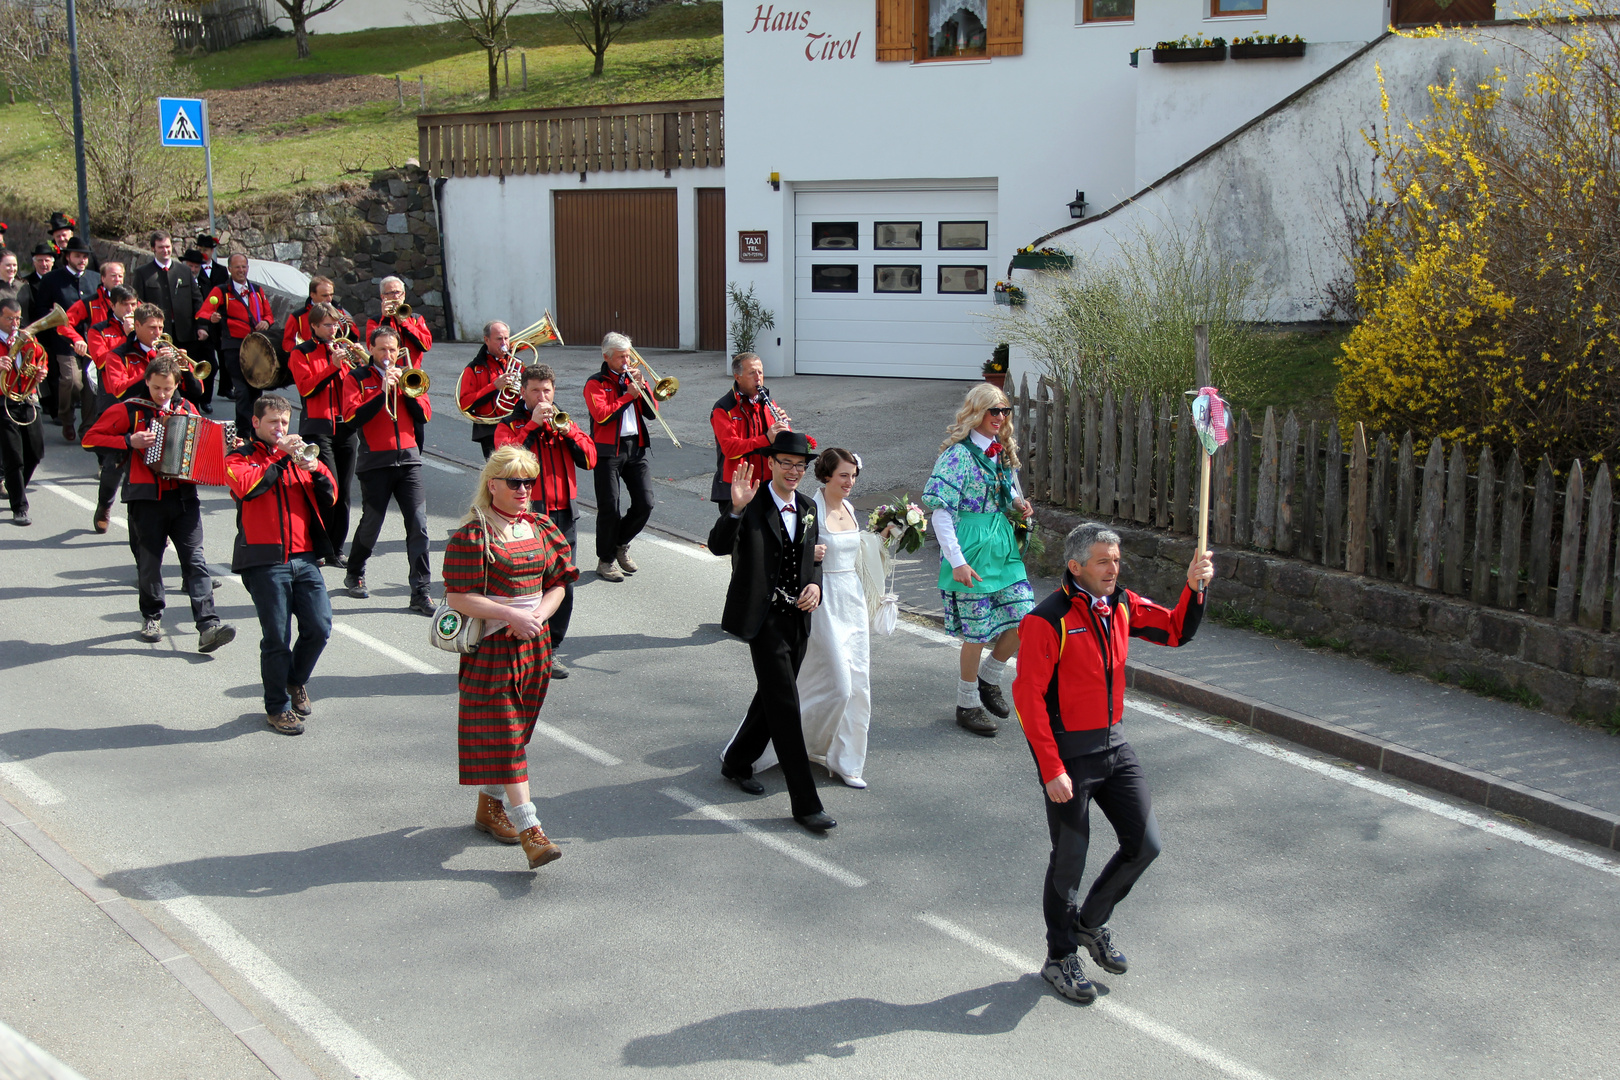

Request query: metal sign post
[{"left": 158, "top": 97, "right": 214, "bottom": 234}]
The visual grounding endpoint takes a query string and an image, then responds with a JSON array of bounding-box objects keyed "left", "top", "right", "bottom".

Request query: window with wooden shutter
[
  {"left": 876, "top": 0, "right": 916, "bottom": 60},
  {"left": 986, "top": 0, "right": 1022, "bottom": 56}
]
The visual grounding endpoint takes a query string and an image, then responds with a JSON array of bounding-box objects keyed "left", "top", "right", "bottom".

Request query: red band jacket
[
  {"left": 282, "top": 302, "right": 359, "bottom": 355},
  {"left": 456, "top": 346, "right": 512, "bottom": 440},
  {"left": 81, "top": 395, "right": 201, "bottom": 503},
  {"left": 342, "top": 364, "right": 432, "bottom": 472},
  {"left": 493, "top": 405, "right": 597, "bottom": 512},
  {"left": 709, "top": 385, "right": 776, "bottom": 500},
  {"left": 1012, "top": 576, "right": 1205, "bottom": 783},
  {"left": 288, "top": 339, "right": 348, "bottom": 436},
  {"left": 197, "top": 281, "right": 272, "bottom": 343},
  {"left": 583, "top": 362, "right": 655, "bottom": 449},
  {"left": 57, "top": 287, "right": 112, "bottom": 348},
  {"left": 365, "top": 313, "right": 432, "bottom": 366},
  {"left": 224, "top": 435, "right": 337, "bottom": 570},
  {"left": 105, "top": 339, "right": 203, "bottom": 402},
  {"left": 87, "top": 320, "right": 135, "bottom": 400}
]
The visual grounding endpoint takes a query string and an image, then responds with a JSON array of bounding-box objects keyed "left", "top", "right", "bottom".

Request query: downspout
[{"left": 432, "top": 175, "right": 456, "bottom": 340}]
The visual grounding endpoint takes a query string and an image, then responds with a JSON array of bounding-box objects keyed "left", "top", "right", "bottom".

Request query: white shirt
[
  {"left": 771, "top": 486, "right": 797, "bottom": 538},
  {"left": 155, "top": 260, "right": 171, "bottom": 272},
  {"left": 933, "top": 428, "right": 1023, "bottom": 568},
  {"left": 617, "top": 369, "right": 640, "bottom": 438}
]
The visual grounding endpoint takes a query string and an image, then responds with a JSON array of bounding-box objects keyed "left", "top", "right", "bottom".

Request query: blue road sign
[{"left": 158, "top": 98, "right": 208, "bottom": 148}]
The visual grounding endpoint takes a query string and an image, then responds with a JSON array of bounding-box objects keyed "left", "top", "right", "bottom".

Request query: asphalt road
[{"left": 2, "top": 421, "right": 1619, "bottom": 1080}]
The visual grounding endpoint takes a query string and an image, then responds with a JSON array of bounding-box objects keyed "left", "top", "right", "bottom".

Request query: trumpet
[
  {"left": 158, "top": 333, "right": 212, "bottom": 382},
  {"left": 383, "top": 300, "right": 413, "bottom": 320},
  {"left": 550, "top": 409, "right": 571, "bottom": 434}
]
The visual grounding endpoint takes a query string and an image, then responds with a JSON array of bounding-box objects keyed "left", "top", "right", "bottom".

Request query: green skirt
[{"left": 938, "top": 511, "right": 1027, "bottom": 594}]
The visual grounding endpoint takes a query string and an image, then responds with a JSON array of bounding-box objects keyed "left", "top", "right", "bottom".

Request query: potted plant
[
  {"left": 993, "top": 280, "right": 1027, "bottom": 307},
  {"left": 1009, "top": 245, "right": 1074, "bottom": 272},
  {"left": 1230, "top": 33, "right": 1306, "bottom": 59},
  {"left": 983, "top": 343, "right": 1010, "bottom": 388},
  {"left": 1152, "top": 34, "right": 1227, "bottom": 63}
]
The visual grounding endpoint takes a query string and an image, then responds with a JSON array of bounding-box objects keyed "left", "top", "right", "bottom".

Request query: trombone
[
  {"left": 385, "top": 363, "right": 431, "bottom": 421},
  {"left": 626, "top": 348, "right": 681, "bottom": 448}
]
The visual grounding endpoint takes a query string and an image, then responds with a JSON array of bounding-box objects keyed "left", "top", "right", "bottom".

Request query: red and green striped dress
[{"left": 444, "top": 515, "right": 578, "bottom": 786}]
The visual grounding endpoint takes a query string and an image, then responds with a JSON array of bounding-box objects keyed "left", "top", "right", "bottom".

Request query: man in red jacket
[
  {"left": 1012, "top": 522, "right": 1212, "bottom": 1006},
  {"left": 495, "top": 362, "right": 595, "bottom": 673},
  {"left": 226, "top": 394, "right": 337, "bottom": 736},
  {"left": 365, "top": 276, "right": 432, "bottom": 368},
  {"left": 339, "top": 326, "right": 433, "bottom": 614},
  {"left": 81, "top": 356, "right": 237, "bottom": 651},
  {"left": 455, "top": 319, "right": 516, "bottom": 460},
  {"left": 709, "top": 351, "right": 789, "bottom": 516},
  {"left": 0, "top": 297, "right": 47, "bottom": 526},
  {"left": 287, "top": 302, "right": 358, "bottom": 566},
  {"left": 583, "top": 332, "right": 656, "bottom": 582}
]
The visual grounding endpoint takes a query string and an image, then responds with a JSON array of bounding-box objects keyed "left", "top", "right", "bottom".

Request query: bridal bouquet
[{"left": 869, "top": 496, "right": 928, "bottom": 555}]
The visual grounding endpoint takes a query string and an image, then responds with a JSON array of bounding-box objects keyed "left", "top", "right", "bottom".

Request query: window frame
[
  {"left": 874, "top": 221, "right": 924, "bottom": 250},
  {"left": 810, "top": 265, "right": 861, "bottom": 294},
  {"left": 810, "top": 222, "right": 860, "bottom": 251},
  {"left": 938, "top": 220, "right": 990, "bottom": 251},
  {"left": 937, "top": 265, "right": 989, "bottom": 294},
  {"left": 915, "top": 0, "right": 990, "bottom": 62},
  {"left": 1209, "top": 0, "right": 1266, "bottom": 16},
  {"left": 1082, "top": 0, "right": 1134, "bottom": 22},
  {"left": 874, "top": 265, "right": 924, "bottom": 293}
]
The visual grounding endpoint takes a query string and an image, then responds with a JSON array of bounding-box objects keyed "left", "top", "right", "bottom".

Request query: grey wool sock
[
  {"left": 979, "top": 656, "right": 1009, "bottom": 685},
  {"left": 482, "top": 785, "right": 505, "bottom": 801},
  {"left": 507, "top": 801, "right": 540, "bottom": 833},
  {"left": 957, "top": 678, "right": 982, "bottom": 709}
]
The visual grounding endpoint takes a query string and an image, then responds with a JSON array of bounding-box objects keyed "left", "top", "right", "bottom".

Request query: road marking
[
  {"left": 1128, "top": 698, "right": 1620, "bottom": 878},
  {"left": 661, "top": 786, "right": 867, "bottom": 888},
  {"left": 896, "top": 619, "right": 959, "bottom": 646},
  {"left": 41, "top": 481, "right": 127, "bottom": 528},
  {"left": 147, "top": 881, "right": 417, "bottom": 1080},
  {"left": 331, "top": 622, "right": 443, "bottom": 676},
  {"left": 0, "top": 754, "right": 66, "bottom": 806},
  {"left": 421, "top": 457, "right": 462, "bottom": 474},
  {"left": 533, "top": 720, "right": 622, "bottom": 766},
  {"left": 917, "top": 914, "right": 1278, "bottom": 1080},
  {"left": 639, "top": 533, "right": 712, "bottom": 561}
]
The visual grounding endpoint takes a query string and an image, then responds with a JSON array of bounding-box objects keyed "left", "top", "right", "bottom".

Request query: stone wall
[
  {"left": 1036, "top": 506, "right": 1620, "bottom": 721},
  {"left": 176, "top": 165, "right": 448, "bottom": 338}
]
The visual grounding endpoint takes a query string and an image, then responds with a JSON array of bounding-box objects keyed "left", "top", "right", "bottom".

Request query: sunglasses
[
  {"left": 500, "top": 477, "right": 537, "bottom": 491},
  {"left": 985, "top": 407, "right": 1013, "bottom": 417}
]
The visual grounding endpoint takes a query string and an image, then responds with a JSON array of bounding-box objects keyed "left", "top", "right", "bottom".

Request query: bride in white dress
[{"left": 732, "top": 448, "right": 888, "bottom": 787}]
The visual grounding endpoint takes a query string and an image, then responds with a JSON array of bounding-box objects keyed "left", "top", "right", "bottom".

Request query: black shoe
[
  {"left": 955, "top": 705, "right": 998, "bottom": 736},
  {"left": 211, "top": 577, "right": 223, "bottom": 590},
  {"left": 344, "top": 574, "right": 368, "bottom": 599},
  {"left": 408, "top": 593, "right": 435, "bottom": 616},
  {"left": 200, "top": 403, "right": 214, "bottom": 415},
  {"left": 978, "top": 678, "right": 1011, "bottom": 719},
  {"left": 550, "top": 657, "right": 570, "bottom": 679},
  {"left": 721, "top": 766, "right": 765, "bottom": 795},
  {"left": 1076, "top": 923, "right": 1128, "bottom": 974},
  {"left": 326, "top": 553, "right": 348, "bottom": 569},
  {"left": 12, "top": 509, "right": 29, "bottom": 527},
  {"left": 795, "top": 811, "right": 837, "bottom": 832},
  {"left": 1042, "top": 953, "right": 1097, "bottom": 1004},
  {"left": 198, "top": 621, "right": 236, "bottom": 653}
]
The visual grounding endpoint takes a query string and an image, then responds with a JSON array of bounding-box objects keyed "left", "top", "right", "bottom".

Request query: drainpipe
[{"left": 432, "top": 175, "right": 455, "bottom": 340}]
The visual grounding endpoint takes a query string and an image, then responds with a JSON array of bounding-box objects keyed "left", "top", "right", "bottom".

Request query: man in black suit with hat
[
  {"left": 132, "top": 231, "right": 203, "bottom": 405},
  {"left": 180, "top": 247, "right": 222, "bottom": 412},
  {"left": 37, "top": 235, "right": 100, "bottom": 439},
  {"left": 47, "top": 211, "right": 98, "bottom": 272},
  {"left": 192, "top": 234, "right": 230, "bottom": 400},
  {"left": 709, "top": 430, "right": 836, "bottom": 833}
]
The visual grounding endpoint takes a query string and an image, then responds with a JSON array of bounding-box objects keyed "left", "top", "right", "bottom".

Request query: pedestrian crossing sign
[{"left": 158, "top": 98, "right": 208, "bottom": 148}]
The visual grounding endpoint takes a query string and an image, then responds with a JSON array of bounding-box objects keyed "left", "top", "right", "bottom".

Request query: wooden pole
[{"left": 1197, "top": 452, "right": 1212, "bottom": 569}]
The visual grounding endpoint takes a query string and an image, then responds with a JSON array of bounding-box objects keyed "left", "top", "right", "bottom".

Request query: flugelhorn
[
  {"left": 158, "top": 333, "right": 212, "bottom": 382},
  {"left": 329, "top": 332, "right": 368, "bottom": 367},
  {"left": 550, "top": 409, "right": 571, "bottom": 433},
  {"left": 384, "top": 300, "right": 412, "bottom": 319}
]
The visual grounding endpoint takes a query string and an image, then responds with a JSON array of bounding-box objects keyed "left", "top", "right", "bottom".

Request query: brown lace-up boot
[
  {"left": 519, "top": 826, "right": 562, "bottom": 869},
  {"left": 474, "top": 793, "right": 520, "bottom": 844}
]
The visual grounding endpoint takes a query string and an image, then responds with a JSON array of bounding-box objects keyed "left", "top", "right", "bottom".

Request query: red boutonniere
[{"left": 806, "top": 435, "right": 818, "bottom": 449}]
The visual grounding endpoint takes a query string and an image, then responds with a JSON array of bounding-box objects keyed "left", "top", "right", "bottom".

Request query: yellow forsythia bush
[{"left": 1338, "top": 8, "right": 1620, "bottom": 466}]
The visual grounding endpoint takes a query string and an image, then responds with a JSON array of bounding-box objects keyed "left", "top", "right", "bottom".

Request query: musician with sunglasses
[
  {"left": 493, "top": 363, "right": 596, "bottom": 674},
  {"left": 455, "top": 320, "right": 517, "bottom": 461},
  {"left": 339, "top": 326, "right": 433, "bottom": 614},
  {"left": 288, "top": 302, "right": 359, "bottom": 567},
  {"left": 82, "top": 356, "right": 236, "bottom": 652},
  {"left": 0, "top": 297, "right": 47, "bottom": 526}
]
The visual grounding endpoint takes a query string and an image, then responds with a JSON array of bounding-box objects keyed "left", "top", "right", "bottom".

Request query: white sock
[
  {"left": 481, "top": 784, "right": 505, "bottom": 800},
  {"left": 507, "top": 800, "right": 540, "bottom": 832},
  {"left": 957, "top": 678, "right": 982, "bottom": 709},
  {"left": 979, "top": 656, "right": 1008, "bottom": 685}
]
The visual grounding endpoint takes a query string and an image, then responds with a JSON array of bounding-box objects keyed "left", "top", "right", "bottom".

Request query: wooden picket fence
[{"left": 1013, "top": 375, "right": 1619, "bottom": 633}]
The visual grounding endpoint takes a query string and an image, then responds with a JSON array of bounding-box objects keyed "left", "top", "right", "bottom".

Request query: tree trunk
[
  {"left": 294, "top": 18, "right": 310, "bottom": 60},
  {"left": 592, "top": 49, "right": 605, "bottom": 76},
  {"left": 487, "top": 47, "right": 500, "bottom": 99}
]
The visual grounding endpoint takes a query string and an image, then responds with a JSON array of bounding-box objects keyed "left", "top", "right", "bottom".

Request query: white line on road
[
  {"left": 0, "top": 755, "right": 66, "bottom": 806},
  {"left": 421, "top": 457, "right": 463, "bottom": 474},
  {"left": 639, "top": 533, "right": 712, "bottom": 561},
  {"left": 150, "top": 882, "right": 417, "bottom": 1080},
  {"left": 1129, "top": 699, "right": 1620, "bottom": 878},
  {"left": 330, "top": 622, "right": 443, "bottom": 676},
  {"left": 661, "top": 786, "right": 867, "bottom": 888},
  {"left": 533, "top": 720, "right": 622, "bottom": 766},
  {"left": 41, "top": 481, "right": 126, "bottom": 528},
  {"left": 895, "top": 619, "right": 960, "bottom": 647},
  {"left": 917, "top": 914, "right": 1279, "bottom": 1080}
]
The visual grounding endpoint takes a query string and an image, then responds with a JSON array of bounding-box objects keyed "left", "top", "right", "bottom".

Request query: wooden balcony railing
[{"left": 418, "top": 98, "right": 724, "bottom": 179}]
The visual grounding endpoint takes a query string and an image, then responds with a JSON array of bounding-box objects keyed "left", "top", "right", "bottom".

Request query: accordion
[{"left": 143, "top": 413, "right": 230, "bottom": 486}]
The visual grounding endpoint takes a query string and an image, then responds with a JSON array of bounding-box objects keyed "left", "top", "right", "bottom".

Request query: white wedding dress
[{"left": 733, "top": 492, "right": 879, "bottom": 782}]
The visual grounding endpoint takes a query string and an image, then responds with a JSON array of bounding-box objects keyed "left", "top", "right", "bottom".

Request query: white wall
[
  {"left": 724, "top": 0, "right": 1390, "bottom": 376},
  {"left": 273, "top": 0, "right": 448, "bottom": 35},
  {"left": 439, "top": 167, "right": 724, "bottom": 345}
]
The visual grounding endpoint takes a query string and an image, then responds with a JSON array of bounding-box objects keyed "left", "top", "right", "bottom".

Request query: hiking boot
[
  {"left": 596, "top": 559, "right": 624, "bottom": 582},
  {"left": 955, "top": 705, "right": 998, "bottom": 736},
  {"left": 616, "top": 544, "right": 639, "bottom": 574},
  {"left": 12, "top": 509, "right": 30, "bottom": 526},
  {"left": 286, "top": 684, "right": 312, "bottom": 717},
  {"left": 344, "top": 573, "right": 369, "bottom": 599},
  {"left": 1042, "top": 953, "right": 1097, "bottom": 1005},
  {"left": 137, "top": 616, "right": 162, "bottom": 643},
  {"left": 266, "top": 710, "right": 304, "bottom": 736},
  {"left": 1076, "top": 923, "right": 1128, "bottom": 974},
  {"left": 475, "top": 793, "right": 521, "bottom": 844},
  {"left": 408, "top": 593, "right": 435, "bottom": 616},
  {"left": 978, "top": 678, "right": 1011, "bottom": 719},
  {"left": 198, "top": 622, "right": 236, "bottom": 653},
  {"left": 519, "top": 826, "right": 562, "bottom": 869},
  {"left": 550, "top": 657, "right": 570, "bottom": 679}
]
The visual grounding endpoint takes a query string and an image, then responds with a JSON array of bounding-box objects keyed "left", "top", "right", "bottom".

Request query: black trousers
[
  {"left": 310, "top": 425, "right": 357, "bottom": 555},
  {"left": 536, "top": 505, "right": 575, "bottom": 648},
  {"left": 592, "top": 440, "right": 654, "bottom": 561},
  {"left": 723, "top": 608, "right": 823, "bottom": 819},
  {"left": 1042, "top": 740, "right": 1161, "bottom": 960},
  {"left": 473, "top": 428, "right": 495, "bottom": 460},
  {"left": 128, "top": 495, "right": 218, "bottom": 627},
  {"left": 94, "top": 449, "right": 123, "bottom": 518},
  {"left": 190, "top": 336, "right": 219, "bottom": 406},
  {"left": 0, "top": 401, "right": 44, "bottom": 512},
  {"left": 346, "top": 465, "right": 431, "bottom": 593}
]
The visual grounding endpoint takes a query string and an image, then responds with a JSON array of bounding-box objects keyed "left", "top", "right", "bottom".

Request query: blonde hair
[
  {"left": 462, "top": 445, "right": 541, "bottom": 525},
  {"left": 941, "top": 382, "right": 1020, "bottom": 469}
]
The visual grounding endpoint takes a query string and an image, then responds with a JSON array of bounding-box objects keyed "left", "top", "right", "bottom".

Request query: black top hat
[
  {"left": 195, "top": 234, "right": 219, "bottom": 249},
  {"left": 30, "top": 242, "right": 55, "bottom": 258},
  {"left": 766, "top": 430, "right": 815, "bottom": 461},
  {"left": 62, "top": 236, "right": 92, "bottom": 254},
  {"left": 48, "top": 211, "right": 76, "bottom": 233},
  {"left": 180, "top": 248, "right": 205, "bottom": 265}
]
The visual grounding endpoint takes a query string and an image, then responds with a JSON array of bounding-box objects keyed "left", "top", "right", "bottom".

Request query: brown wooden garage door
[
  {"left": 553, "top": 189, "right": 678, "bottom": 349},
  {"left": 697, "top": 187, "right": 726, "bottom": 352}
]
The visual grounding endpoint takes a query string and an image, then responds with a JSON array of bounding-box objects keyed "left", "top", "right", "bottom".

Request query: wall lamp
[
  {"left": 769, "top": 172, "right": 781, "bottom": 191},
  {"left": 1068, "top": 190, "right": 1088, "bottom": 219}
]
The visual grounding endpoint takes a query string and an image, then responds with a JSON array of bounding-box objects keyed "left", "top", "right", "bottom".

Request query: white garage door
[{"left": 794, "top": 187, "right": 997, "bottom": 379}]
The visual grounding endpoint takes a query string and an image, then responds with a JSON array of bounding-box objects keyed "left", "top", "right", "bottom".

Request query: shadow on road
[
  {"left": 0, "top": 713, "right": 265, "bottom": 759},
  {"left": 619, "top": 976, "right": 1046, "bottom": 1066}
]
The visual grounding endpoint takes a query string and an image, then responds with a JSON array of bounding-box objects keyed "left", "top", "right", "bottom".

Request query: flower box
[
  {"left": 1010, "top": 253, "right": 1074, "bottom": 272},
  {"left": 993, "top": 290, "right": 1025, "bottom": 307},
  {"left": 1153, "top": 46, "right": 1227, "bottom": 63},
  {"left": 1230, "top": 41, "right": 1306, "bottom": 59}
]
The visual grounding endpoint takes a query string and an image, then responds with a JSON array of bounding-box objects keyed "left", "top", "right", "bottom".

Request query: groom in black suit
[{"left": 709, "top": 430, "right": 835, "bottom": 833}]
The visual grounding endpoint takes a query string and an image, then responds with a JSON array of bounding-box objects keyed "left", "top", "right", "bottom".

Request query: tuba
[{"left": 3, "top": 304, "right": 67, "bottom": 405}]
